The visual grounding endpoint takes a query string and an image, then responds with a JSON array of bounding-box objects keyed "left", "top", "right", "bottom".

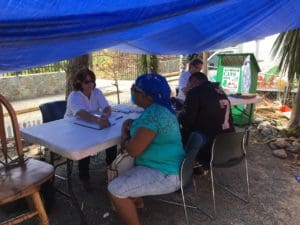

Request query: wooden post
[{"left": 202, "top": 51, "right": 209, "bottom": 75}]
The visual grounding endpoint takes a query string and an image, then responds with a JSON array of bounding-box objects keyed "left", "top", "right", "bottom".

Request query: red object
[{"left": 279, "top": 105, "right": 292, "bottom": 112}]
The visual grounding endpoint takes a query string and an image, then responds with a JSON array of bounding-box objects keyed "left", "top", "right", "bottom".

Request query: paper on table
[
  {"left": 74, "top": 119, "right": 104, "bottom": 130},
  {"left": 113, "top": 104, "right": 144, "bottom": 113},
  {"left": 73, "top": 112, "right": 123, "bottom": 130}
]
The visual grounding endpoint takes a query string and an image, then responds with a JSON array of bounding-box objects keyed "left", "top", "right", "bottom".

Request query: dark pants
[
  {"left": 195, "top": 138, "right": 213, "bottom": 170},
  {"left": 78, "top": 145, "right": 117, "bottom": 180},
  {"left": 181, "top": 128, "right": 212, "bottom": 170}
]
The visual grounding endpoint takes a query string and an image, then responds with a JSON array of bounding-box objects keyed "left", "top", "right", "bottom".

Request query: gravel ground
[{"left": 1, "top": 132, "right": 300, "bottom": 225}]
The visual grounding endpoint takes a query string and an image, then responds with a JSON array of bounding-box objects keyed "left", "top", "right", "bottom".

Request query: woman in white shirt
[{"left": 65, "top": 68, "right": 117, "bottom": 190}]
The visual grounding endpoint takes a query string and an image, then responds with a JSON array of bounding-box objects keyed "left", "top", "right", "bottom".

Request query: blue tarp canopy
[{"left": 1, "top": 0, "right": 300, "bottom": 73}]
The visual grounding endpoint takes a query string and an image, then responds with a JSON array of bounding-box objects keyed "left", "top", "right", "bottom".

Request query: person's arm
[
  {"left": 125, "top": 127, "right": 156, "bottom": 157},
  {"left": 76, "top": 110, "right": 110, "bottom": 127},
  {"left": 120, "top": 119, "right": 134, "bottom": 151},
  {"left": 178, "top": 72, "right": 187, "bottom": 91},
  {"left": 101, "top": 106, "right": 112, "bottom": 118}
]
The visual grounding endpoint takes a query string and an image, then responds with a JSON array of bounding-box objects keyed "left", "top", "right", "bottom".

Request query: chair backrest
[
  {"left": 0, "top": 94, "right": 24, "bottom": 165},
  {"left": 39, "top": 100, "right": 67, "bottom": 123},
  {"left": 181, "top": 132, "right": 204, "bottom": 187},
  {"left": 211, "top": 131, "right": 246, "bottom": 168}
]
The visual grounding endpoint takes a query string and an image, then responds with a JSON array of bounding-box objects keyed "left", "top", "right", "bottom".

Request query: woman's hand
[
  {"left": 121, "top": 119, "right": 134, "bottom": 150},
  {"left": 122, "top": 119, "right": 133, "bottom": 135},
  {"left": 97, "top": 116, "right": 110, "bottom": 128}
]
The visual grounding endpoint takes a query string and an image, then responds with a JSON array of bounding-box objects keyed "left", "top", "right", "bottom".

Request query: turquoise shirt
[{"left": 130, "top": 103, "right": 185, "bottom": 175}]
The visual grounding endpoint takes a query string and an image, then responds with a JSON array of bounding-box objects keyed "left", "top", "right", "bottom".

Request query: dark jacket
[{"left": 178, "top": 81, "right": 235, "bottom": 163}]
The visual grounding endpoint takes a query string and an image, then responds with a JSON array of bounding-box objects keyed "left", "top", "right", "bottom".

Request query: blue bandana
[{"left": 135, "top": 73, "right": 175, "bottom": 114}]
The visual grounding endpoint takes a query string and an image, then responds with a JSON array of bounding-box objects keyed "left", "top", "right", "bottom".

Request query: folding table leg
[
  {"left": 245, "top": 104, "right": 254, "bottom": 146},
  {"left": 67, "top": 159, "right": 88, "bottom": 225}
]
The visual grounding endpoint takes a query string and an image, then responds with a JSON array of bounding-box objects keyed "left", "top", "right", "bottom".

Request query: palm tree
[{"left": 271, "top": 29, "right": 300, "bottom": 129}]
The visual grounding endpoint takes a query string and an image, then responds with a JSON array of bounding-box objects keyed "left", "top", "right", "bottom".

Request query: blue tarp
[{"left": 1, "top": 0, "right": 300, "bottom": 73}]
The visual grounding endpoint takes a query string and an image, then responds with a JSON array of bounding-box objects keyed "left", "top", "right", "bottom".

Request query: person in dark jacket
[{"left": 178, "top": 72, "right": 235, "bottom": 169}]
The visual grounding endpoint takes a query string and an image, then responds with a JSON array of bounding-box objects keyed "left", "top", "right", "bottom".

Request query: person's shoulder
[
  {"left": 93, "top": 88, "right": 105, "bottom": 96},
  {"left": 146, "top": 104, "right": 169, "bottom": 116},
  {"left": 68, "top": 90, "right": 81, "bottom": 99},
  {"left": 179, "top": 70, "right": 189, "bottom": 77}
]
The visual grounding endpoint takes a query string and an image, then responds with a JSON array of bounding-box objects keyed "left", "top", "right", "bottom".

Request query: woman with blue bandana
[{"left": 108, "top": 73, "right": 185, "bottom": 225}]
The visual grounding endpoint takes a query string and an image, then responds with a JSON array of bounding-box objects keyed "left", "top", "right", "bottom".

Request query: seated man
[
  {"left": 172, "top": 58, "right": 203, "bottom": 111},
  {"left": 178, "top": 72, "right": 235, "bottom": 170},
  {"left": 177, "top": 58, "right": 203, "bottom": 101}
]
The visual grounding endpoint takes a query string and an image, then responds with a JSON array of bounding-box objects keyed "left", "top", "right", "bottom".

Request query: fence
[
  {"left": 1, "top": 50, "right": 181, "bottom": 139},
  {"left": 2, "top": 61, "right": 67, "bottom": 77},
  {"left": 2, "top": 50, "right": 180, "bottom": 81}
]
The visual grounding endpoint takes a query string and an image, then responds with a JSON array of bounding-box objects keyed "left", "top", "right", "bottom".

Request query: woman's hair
[
  {"left": 134, "top": 73, "right": 175, "bottom": 114},
  {"left": 73, "top": 68, "right": 96, "bottom": 91}
]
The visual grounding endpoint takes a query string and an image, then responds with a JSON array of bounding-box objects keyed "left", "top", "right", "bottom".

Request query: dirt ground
[{"left": 1, "top": 130, "right": 300, "bottom": 225}]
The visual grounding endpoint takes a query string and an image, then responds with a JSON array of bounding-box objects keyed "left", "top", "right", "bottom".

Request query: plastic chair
[
  {"left": 39, "top": 100, "right": 67, "bottom": 123},
  {"left": 0, "top": 94, "right": 54, "bottom": 225},
  {"left": 39, "top": 101, "right": 67, "bottom": 164},
  {"left": 39, "top": 101, "right": 87, "bottom": 224},
  {"left": 153, "top": 132, "right": 205, "bottom": 225},
  {"left": 209, "top": 130, "right": 250, "bottom": 218}
]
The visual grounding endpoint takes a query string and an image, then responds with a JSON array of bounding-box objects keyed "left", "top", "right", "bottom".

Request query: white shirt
[
  {"left": 177, "top": 70, "right": 191, "bottom": 100},
  {"left": 64, "top": 88, "right": 109, "bottom": 118}
]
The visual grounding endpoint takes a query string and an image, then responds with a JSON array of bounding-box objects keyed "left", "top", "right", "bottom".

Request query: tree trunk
[
  {"left": 149, "top": 55, "right": 159, "bottom": 73},
  {"left": 289, "top": 80, "right": 300, "bottom": 128},
  {"left": 137, "top": 55, "right": 148, "bottom": 74},
  {"left": 65, "top": 54, "right": 91, "bottom": 98}
]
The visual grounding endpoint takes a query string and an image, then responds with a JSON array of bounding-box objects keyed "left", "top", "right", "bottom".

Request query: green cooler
[{"left": 216, "top": 53, "right": 260, "bottom": 125}]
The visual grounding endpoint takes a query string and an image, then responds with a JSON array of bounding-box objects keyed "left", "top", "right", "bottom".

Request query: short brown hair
[{"left": 73, "top": 68, "right": 96, "bottom": 91}]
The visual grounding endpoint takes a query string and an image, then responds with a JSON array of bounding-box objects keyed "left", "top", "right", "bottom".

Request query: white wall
[{"left": 239, "top": 34, "right": 278, "bottom": 71}]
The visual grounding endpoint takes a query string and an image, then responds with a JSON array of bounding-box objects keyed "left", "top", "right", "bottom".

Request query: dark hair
[
  {"left": 73, "top": 68, "right": 96, "bottom": 91},
  {"left": 189, "top": 58, "right": 203, "bottom": 67},
  {"left": 189, "top": 72, "right": 208, "bottom": 82}
]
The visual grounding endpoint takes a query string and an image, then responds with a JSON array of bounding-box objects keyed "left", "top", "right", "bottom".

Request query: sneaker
[{"left": 193, "top": 163, "right": 208, "bottom": 176}]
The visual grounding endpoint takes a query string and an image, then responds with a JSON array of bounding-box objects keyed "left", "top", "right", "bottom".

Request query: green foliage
[
  {"left": 92, "top": 53, "right": 114, "bottom": 77},
  {"left": 281, "top": 127, "right": 300, "bottom": 138},
  {"left": 272, "top": 29, "right": 300, "bottom": 128},
  {"left": 149, "top": 55, "right": 159, "bottom": 73},
  {"left": 138, "top": 55, "right": 148, "bottom": 74},
  {"left": 271, "top": 29, "right": 300, "bottom": 82}
]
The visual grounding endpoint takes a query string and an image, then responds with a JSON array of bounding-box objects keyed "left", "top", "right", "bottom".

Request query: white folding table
[
  {"left": 228, "top": 95, "right": 262, "bottom": 106},
  {"left": 21, "top": 111, "right": 140, "bottom": 225},
  {"left": 21, "top": 114, "right": 140, "bottom": 160}
]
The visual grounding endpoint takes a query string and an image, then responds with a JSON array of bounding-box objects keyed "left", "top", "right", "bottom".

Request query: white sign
[{"left": 221, "top": 67, "right": 240, "bottom": 93}]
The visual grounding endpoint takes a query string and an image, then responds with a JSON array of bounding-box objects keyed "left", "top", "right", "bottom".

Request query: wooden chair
[{"left": 0, "top": 94, "right": 54, "bottom": 225}]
